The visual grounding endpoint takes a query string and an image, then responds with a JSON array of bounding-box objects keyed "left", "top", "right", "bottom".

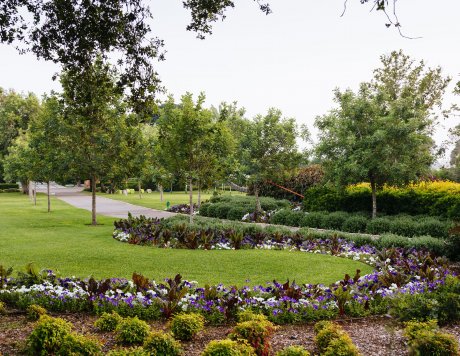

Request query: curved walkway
[{"left": 44, "top": 183, "right": 176, "bottom": 219}]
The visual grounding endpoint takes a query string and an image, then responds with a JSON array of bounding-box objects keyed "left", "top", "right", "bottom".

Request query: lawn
[
  {"left": 0, "top": 193, "right": 373, "bottom": 285},
  {"left": 98, "top": 190, "right": 245, "bottom": 211}
]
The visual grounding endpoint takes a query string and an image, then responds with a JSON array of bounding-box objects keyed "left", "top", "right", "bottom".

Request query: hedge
[
  {"left": 0, "top": 183, "right": 19, "bottom": 189},
  {"left": 303, "top": 182, "right": 460, "bottom": 219}
]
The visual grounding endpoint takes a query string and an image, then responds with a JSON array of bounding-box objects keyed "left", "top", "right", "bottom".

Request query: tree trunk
[
  {"left": 370, "top": 178, "right": 377, "bottom": 219},
  {"left": 21, "top": 180, "right": 29, "bottom": 195},
  {"left": 91, "top": 176, "right": 97, "bottom": 225},
  {"left": 47, "top": 181, "right": 51, "bottom": 212},
  {"left": 33, "top": 181, "right": 37, "bottom": 206},
  {"left": 159, "top": 184, "right": 164, "bottom": 202},
  {"left": 254, "top": 185, "right": 261, "bottom": 221},
  {"left": 138, "top": 179, "right": 142, "bottom": 199},
  {"left": 188, "top": 177, "right": 194, "bottom": 224},
  {"left": 197, "top": 180, "right": 201, "bottom": 209}
]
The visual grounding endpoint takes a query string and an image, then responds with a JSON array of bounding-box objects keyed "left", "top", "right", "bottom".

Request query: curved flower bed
[{"left": 1, "top": 223, "right": 457, "bottom": 324}]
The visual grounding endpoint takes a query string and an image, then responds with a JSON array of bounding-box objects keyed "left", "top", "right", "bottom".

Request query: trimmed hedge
[
  {"left": 0, "top": 183, "right": 19, "bottom": 189},
  {"left": 271, "top": 210, "right": 451, "bottom": 239},
  {"left": 303, "top": 182, "right": 460, "bottom": 219}
]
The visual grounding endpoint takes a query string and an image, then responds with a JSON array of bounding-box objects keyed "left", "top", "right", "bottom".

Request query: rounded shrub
[
  {"left": 284, "top": 211, "right": 305, "bottom": 227},
  {"left": 27, "top": 315, "right": 72, "bottom": 354},
  {"left": 94, "top": 311, "right": 123, "bottom": 332},
  {"left": 366, "top": 217, "right": 392, "bottom": 235},
  {"left": 237, "top": 310, "right": 268, "bottom": 322},
  {"left": 115, "top": 317, "right": 150, "bottom": 345},
  {"left": 313, "top": 320, "right": 334, "bottom": 334},
  {"left": 389, "top": 217, "right": 419, "bottom": 237},
  {"left": 342, "top": 216, "right": 368, "bottom": 233},
  {"left": 216, "top": 204, "right": 233, "bottom": 219},
  {"left": 202, "top": 339, "right": 256, "bottom": 356},
  {"left": 407, "top": 331, "right": 458, "bottom": 356},
  {"left": 270, "top": 209, "right": 291, "bottom": 225},
  {"left": 276, "top": 345, "right": 310, "bottom": 356},
  {"left": 206, "top": 204, "right": 220, "bottom": 218},
  {"left": 0, "top": 301, "right": 6, "bottom": 314},
  {"left": 321, "top": 212, "right": 348, "bottom": 230},
  {"left": 410, "top": 236, "right": 447, "bottom": 256},
  {"left": 227, "top": 206, "right": 249, "bottom": 221},
  {"left": 143, "top": 331, "right": 183, "bottom": 356},
  {"left": 377, "top": 234, "right": 410, "bottom": 249},
  {"left": 323, "top": 335, "right": 360, "bottom": 356},
  {"left": 199, "top": 203, "right": 210, "bottom": 216},
  {"left": 170, "top": 312, "right": 205, "bottom": 341},
  {"left": 416, "top": 218, "right": 449, "bottom": 239},
  {"left": 229, "top": 319, "right": 276, "bottom": 356},
  {"left": 58, "top": 333, "right": 102, "bottom": 355},
  {"left": 300, "top": 212, "right": 324, "bottom": 228},
  {"left": 26, "top": 304, "right": 47, "bottom": 321},
  {"left": 403, "top": 320, "right": 438, "bottom": 341}
]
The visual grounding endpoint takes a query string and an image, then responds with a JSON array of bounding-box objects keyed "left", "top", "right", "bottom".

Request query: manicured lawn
[
  {"left": 0, "top": 193, "right": 373, "bottom": 285},
  {"left": 98, "top": 190, "right": 245, "bottom": 210}
]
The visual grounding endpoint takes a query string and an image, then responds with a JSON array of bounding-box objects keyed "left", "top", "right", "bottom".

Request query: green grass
[
  {"left": 0, "top": 193, "right": 373, "bottom": 286},
  {"left": 98, "top": 190, "right": 245, "bottom": 210}
]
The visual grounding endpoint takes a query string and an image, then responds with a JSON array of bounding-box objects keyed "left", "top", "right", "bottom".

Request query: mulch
[{"left": 1, "top": 312, "right": 459, "bottom": 355}]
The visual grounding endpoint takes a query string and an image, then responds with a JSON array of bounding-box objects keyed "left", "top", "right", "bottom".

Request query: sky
[{"left": 0, "top": 0, "right": 459, "bottom": 164}]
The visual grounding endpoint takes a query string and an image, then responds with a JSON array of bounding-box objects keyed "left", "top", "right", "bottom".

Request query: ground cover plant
[{"left": 0, "top": 193, "right": 369, "bottom": 285}]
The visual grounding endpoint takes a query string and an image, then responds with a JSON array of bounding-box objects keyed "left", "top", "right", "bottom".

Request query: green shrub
[
  {"left": 216, "top": 204, "right": 233, "bottom": 219},
  {"left": 57, "top": 333, "right": 102, "bottom": 355},
  {"left": 407, "top": 330, "right": 458, "bottom": 356},
  {"left": 275, "top": 345, "right": 310, "bottom": 356},
  {"left": 270, "top": 209, "right": 291, "bottom": 225},
  {"left": 94, "top": 311, "right": 123, "bottom": 332},
  {"left": 26, "top": 304, "right": 47, "bottom": 321},
  {"left": 321, "top": 212, "right": 348, "bottom": 230},
  {"left": 284, "top": 211, "right": 304, "bottom": 227},
  {"left": 410, "top": 236, "right": 446, "bottom": 256},
  {"left": 27, "top": 315, "right": 72, "bottom": 354},
  {"left": 106, "top": 347, "right": 149, "bottom": 355},
  {"left": 229, "top": 319, "right": 276, "bottom": 356},
  {"left": 314, "top": 322, "right": 343, "bottom": 353},
  {"left": 199, "top": 203, "right": 210, "bottom": 216},
  {"left": 342, "top": 216, "right": 368, "bottom": 233},
  {"left": 115, "top": 317, "right": 150, "bottom": 345},
  {"left": 313, "top": 320, "right": 334, "bottom": 334},
  {"left": 366, "top": 217, "right": 392, "bottom": 234},
  {"left": 170, "top": 312, "right": 205, "bottom": 341},
  {"left": 0, "top": 300, "right": 6, "bottom": 314},
  {"left": 446, "top": 229, "right": 460, "bottom": 261},
  {"left": 202, "top": 339, "right": 256, "bottom": 356},
  {"left": 323, "top": 335, "right": 360, "bottom": 356},
  {"left": 389, "top": 293, "right": 440, "bottom": 322},
  {"left": 417, "top": 218, "right": 449, "bottom": 239},
  {"left": 403, "top": 320, "right": 438, "bottom": 341},
  {"left": 389, "top": 217, "right": 419, "bottom": 237},
  {"left": 206, "top": 204, "right": 220, "bottom": 218},
  {"left": 377, "top": 234, "right": 411, "bottom": 249},
  {"left": 0, "top": 183, "right": 19, "bottom": 189},
  {"left": 300, "top": 212, "right": 324, "bottom": 228},
  {"left": 143, "top": 331, "right": 183, "bottom": 356},
  {"left": 237, "top": 310, "right": 268, "bottom": 322},
  {"left": 227, "top": 206, "right": 250, "bottom": 221}
]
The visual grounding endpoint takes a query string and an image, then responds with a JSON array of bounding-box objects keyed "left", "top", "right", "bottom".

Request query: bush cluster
[
  {"left": 143, "top": 331, "right": 183, "bottom": 356},
  {"left": 389, "top": 275, "right": 460, "bottom": 325},
  {"left": 94, "top": 311, "right": 123, "bottom": 332},
  {"left": 403, "top": 320, "right": 459, "bottom": 356},
  {"left": 115, "top": 317, "right": 150, "bottom": 345},
  {"left": 170, "top": 312, "right": 205, "bottom": 341},
  {"left": 229, "top": 318, "right": 276, "bottom": 356},
  {"left": 202, "top": 339, "right": 256, "bottom": 356},
  {"left": 313, "top": 321, "right": 360, "bottom": 356},
  {"left": 303, "top": 182, "right": 460, "bottom": 219},
  {"left": 275, "top": 345, "right": 310, "bottom": 356},
  {"left": 199, "top": 195, "right": 290, "bottom": 220},
  {"left": 271, "top": 209, "right": 450, "bottom": 238},
  {"left": 26, "top": 304, "right": 47, "bottom": 320}
]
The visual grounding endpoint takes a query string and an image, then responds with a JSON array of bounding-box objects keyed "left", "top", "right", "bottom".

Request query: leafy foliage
[
  {"left": 143, "top": 331, "right": 183, "bottom": 356},
  {"left": 170, "top": 313, "right": 205, "bottom": 341},
  {"left": 115, "top": 317, "right": 150, "bottom": 345}
]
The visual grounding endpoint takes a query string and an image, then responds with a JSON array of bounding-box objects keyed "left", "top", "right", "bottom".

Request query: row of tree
[{"left": 1, "top": 50, "right": 458, "bottom": 223}]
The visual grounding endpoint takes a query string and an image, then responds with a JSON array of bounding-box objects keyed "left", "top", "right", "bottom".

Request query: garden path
[{"left": 48, "top": 184, "right": 177, "bottom": 219}]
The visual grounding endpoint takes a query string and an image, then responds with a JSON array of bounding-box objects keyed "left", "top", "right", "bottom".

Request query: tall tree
[
  {"left": 0, "top": 88, "right": 41, "bottom": 186},
  {"left": 240, "top": 108, "right": 302, "bottom": 218},
  {"left": 315, "top": 50, "right": 450, "bottom": 218},
  {"left": 60, "top": 58, "right": 133, "bottom": 225},
  {"left": 157, "top": 93, "right": 232, "bottom": 223}
]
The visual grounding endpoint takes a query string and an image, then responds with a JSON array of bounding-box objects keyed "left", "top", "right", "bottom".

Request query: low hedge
[
  {"left": 200, "top": 195, "right": 290, "bottom": 220},
  {"left": 271, "top": 210, "right": 450, "bottom": 239},
  {"left": 0, "top": 183, "right": 19, "bottom": 189}
]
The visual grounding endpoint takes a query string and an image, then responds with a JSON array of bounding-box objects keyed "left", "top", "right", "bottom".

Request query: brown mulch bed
[{"left": 1, "top": 312, "right": 459, "bottom": 355}]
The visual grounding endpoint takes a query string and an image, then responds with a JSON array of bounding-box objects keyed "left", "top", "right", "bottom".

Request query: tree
[
  {"left": 27, "top": 95, "right": 68, "bottom": 212},
  {"left": 315, "top": 50, "right": 450, "bottom": 218},
  {"left": 157, "top": 93, "right": 232, "bottom": 223},
  {"left": 240, "top": 108, "right": 302, "bottom": 217},
  {"left": 0, "top": 88, "right": 41, "bottom": 186},
  {"left": 59, "top": 58, "right": 134, "bottom": 225},
  {"left": 3, "top": 133, "right": 32, "bottom": 195}
]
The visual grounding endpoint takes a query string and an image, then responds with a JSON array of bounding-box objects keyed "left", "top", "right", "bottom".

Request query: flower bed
[{"left": 1, "top": 216, "right": 458, "bottom": 326}]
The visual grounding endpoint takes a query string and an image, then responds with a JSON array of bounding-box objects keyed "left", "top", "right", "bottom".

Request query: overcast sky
[{"left": 0, "top": 0, "right": 459, "bottom": 164}]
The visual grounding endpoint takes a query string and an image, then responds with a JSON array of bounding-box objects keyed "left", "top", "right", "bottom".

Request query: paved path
[{"left": 41, "top": 182, "right": 176, "bottom": 219}]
